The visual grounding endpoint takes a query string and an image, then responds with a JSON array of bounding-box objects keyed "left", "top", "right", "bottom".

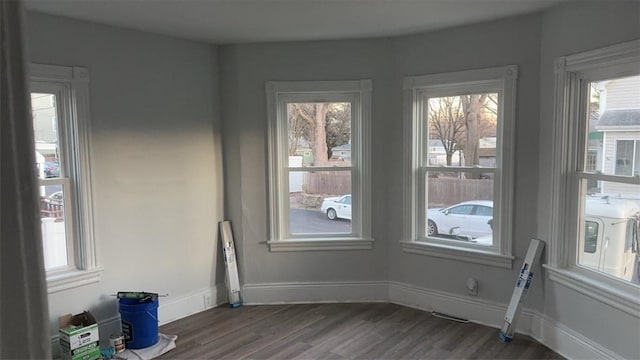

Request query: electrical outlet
[
  {"left": 467, "top": 277, "right": 478, "bottom": 296},
  {"left": 204, "top": 294, "right": 213, "bottom": 307}
]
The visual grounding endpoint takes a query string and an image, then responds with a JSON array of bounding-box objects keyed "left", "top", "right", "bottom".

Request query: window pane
[
  {"left": 31, "top": 93, "right": 61, "bottom": 179},
  {"left": 615, "top": 140, "right": 634, "bottom": 176},
  {"left": 584, "top": 221, "right": 599, "bottom": 254},
  {"left": 425, "top": 171, "right": 494, "bottom": 245},
  {"left": 580, "top": 183, "right": 640, "bottom": 284},
  {"left": 39, "top": 184, "right": 68, "bottom": 270},
  {"left": 448, "top": 205, "right": 474, "bottom": 215},
  {"left": 287, "top": 102, "right": 351, "bottom": 168},
  {"left": 32, "top": 92, "right": 72, "bottom": 270},
  {"left": 289, "top": 171, "right": 352, "bottom": 234},
  {"left": 587, "top": 76, "right": 640, "bottom": 177},
  {"left": 426, "top": 94, "right": 498, "bottom": 168}
]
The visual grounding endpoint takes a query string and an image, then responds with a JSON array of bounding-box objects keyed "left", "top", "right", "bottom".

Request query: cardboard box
[{"left": 58, "top": 311, "right": 100, "bottom": 360}]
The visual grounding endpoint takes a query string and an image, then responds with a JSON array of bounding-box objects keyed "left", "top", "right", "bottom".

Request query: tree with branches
[
  {"left": 289, "top": 103, "right": 351, "bottom": 165},
  {"left": 287, "top": 104, "right": 311, "bottom": 156},
  {"left": 290, "top": 103, "right": 330, "bottom": 166},
  {"left": 460, "top": 94, "right": 487, "bottom": 167},
  {"left": 428, "top": 97, "right": 466, "bottom": 166},
  {"left": 428, "top": 94, "right": 498, "bottom": 169},
  {"left": 325, "top": 103, "right": 351, "bottom": 159}
]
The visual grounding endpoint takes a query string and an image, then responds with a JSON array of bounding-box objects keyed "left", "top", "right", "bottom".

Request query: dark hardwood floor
[{"left": 158, "top": 303, "right": 562, "bottom": 359}]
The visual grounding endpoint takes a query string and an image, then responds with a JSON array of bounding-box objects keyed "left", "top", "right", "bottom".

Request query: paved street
[{"left": 290, "top": 208, "right": 351, "bottom": 234}]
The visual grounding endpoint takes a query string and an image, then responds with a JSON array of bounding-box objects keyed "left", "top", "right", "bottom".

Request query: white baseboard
[
  {"left": 158, "top": 284, "right": 226, "bottom": 325},
  {"left": 388, "top": 281, "right": 535, "bottom": 332},
  {"left": 50, "top": 285, "right": 225, "bottom": 357},
  {"left": 242, "top": 281, "right": 389, "bottom": 304},
  {"left": 389, "top": 281, "right": 622, "bottom": 360},
  {"left": 530, "top": 313, "right": 621, "bottom": 360}
]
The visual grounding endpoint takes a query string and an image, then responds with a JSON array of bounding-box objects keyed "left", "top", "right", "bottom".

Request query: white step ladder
[
  {"left": 219, "top": 221, "right": 242, "bottom": 307},
  {"left": 499, "top": 238, "right": 545, "bottom": 342}
]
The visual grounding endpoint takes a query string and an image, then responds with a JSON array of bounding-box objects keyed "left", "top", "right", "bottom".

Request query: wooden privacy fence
[
  {"left": 427, "top": 178, "right": 493, "bottom": 207},
  {"left": 300, "top": 174, "right": 491, "bottom": 205},
  {"left": 303, "top": 172, "right": 351, "bottom": 195}
]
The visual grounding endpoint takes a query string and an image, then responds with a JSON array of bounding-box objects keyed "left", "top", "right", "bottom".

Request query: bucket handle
[{"left": 146, "top": 311, "right": 159, "bottom": 323}]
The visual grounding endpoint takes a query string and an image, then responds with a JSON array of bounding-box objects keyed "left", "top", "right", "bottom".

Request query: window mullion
[
  {"left": 574, "top": 79, "right": 591, "bottom": 173},
  {"left": 287, "top": 166, "right": 353, "bottom": 172},
  {"left": 425, "top": 166, "right": 496, "bottom": 173},
  {"left": 418, "top": 166, "right": 427, "bottom": 239},
  {"left": 61, "top": 179, "right": 76, "bottom": 269},
  {"left": 578, "top": 171, "right": 640, "bottom": 185}
]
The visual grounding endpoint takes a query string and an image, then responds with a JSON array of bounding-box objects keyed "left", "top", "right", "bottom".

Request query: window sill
[
  {"left": 544, "top": 264, "right": 640, "bottom": 317},
  {"left": 47, "top": 267, "right": 103, "bottom": 294},
  {"left": 268, "top": 238, "right": 374, "bottom": 252},
  {"left": 400, "top": 240, "right": 514, "bottom": 268}
]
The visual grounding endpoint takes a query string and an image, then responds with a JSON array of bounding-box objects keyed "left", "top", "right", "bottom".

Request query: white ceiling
[{"left": 24, "top": 0, "right": 567, "bottom": 45}]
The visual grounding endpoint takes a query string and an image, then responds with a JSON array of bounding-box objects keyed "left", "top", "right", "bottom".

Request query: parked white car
[
  {"left": 321, "top": 195, "right": 352, "bottom": 220},
  {"left": 427, "top": 200, "right": 493, "bottom": 238}
]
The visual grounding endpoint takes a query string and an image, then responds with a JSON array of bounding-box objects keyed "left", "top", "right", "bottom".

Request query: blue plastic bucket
[{"left": 119, "top": 297, "right": 159, "bottom": 349}]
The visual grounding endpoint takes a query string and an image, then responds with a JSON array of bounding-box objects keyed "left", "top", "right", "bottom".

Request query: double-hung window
[
  {"left": 402, "top": 66, "right": 517, "bottom": 268},
  {"left": 547, "top": 40, "right": 640, "bottom": 316},
  {"left": 30, "top": 64, "right": 100, "bottom": 292},
  {"left": 266, "top": 80, "right": 373, "bottom": 251}
]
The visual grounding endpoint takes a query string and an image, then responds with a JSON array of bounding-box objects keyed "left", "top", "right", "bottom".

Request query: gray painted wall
[
  {"left": 25, "top": 12, "right": 226, "bottom": 339},
  {"left": 537, "top": 2, "right": 640, "bottom": 358},
  {"left": 219, "top": 40, "right": 392, "bottom": 286},
  {"left": 387, "top": 13, "right": 543, "bottom": 306},
  {"left": 219, "top": 12, "right": 543, "bottom": 304}
]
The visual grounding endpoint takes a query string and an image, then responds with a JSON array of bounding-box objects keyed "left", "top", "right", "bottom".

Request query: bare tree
[
  {"left": 427, "top": 94, "right": 498, "bottom": 175},
  {"left": 460, "top": 94, "right": 488, "bottom": 167},
  {"left": 291, "top": 103, "right": 330, "bottom": 166},
  {"left": 428, "top": 97, "right": 465, "bottom": 166},
  {"left": 483, "top": 94, "right": 498, "bottom": 116},
  {"left": 287, "top": 104, "right": 310, "bottom": 155}
]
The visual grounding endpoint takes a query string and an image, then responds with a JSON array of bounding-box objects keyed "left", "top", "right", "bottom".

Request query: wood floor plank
[{"left": 158, "top": 303, "right": 563, "bottom": 359}]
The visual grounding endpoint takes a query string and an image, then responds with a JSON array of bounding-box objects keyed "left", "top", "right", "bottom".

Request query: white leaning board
[
  {"left": 219, "top": 221, "right": 242, "bottom": 307},
  {"left": 500, "top": 238, "right": 545, "bottom": 342}
]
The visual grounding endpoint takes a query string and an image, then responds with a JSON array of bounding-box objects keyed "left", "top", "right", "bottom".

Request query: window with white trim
[
  {"left": 547, "top": 40, "right": 640, "bottom": 316},
  {"left": 402, "top": 66, "right": 517, "bottom": 268},
  {"left": 30, "top": 64, "right": 100, "bottom": 292},
  {"left": 615, "top": 140, "right": 640, "bottom": 176},
  {"left": 266, "top": 80, "right": 373, "bottom": 251}
]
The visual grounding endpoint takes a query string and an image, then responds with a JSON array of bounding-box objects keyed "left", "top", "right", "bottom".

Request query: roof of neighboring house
[
  {"left": 597, "top": 109, "right": 640, "bottom": 127},
  {"left": 332, "top": 144, "right": 351, "bottom": 151},
  {"left": 589, "top": 111, "right": 599, "bottom": 131},
  {"left": 428, "top": 139, "right": 445, "bottom": 147},
  {"left": 479, "top": 137, "right": 496, "bottom": 148}
]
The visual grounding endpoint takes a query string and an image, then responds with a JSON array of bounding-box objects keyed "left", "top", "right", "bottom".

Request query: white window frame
[
  {"left": 546, "top": 40, "right": 640, "bottom": 316},
  {"left": 266, "top": 80, "right": 373, "bottom": 251},
  {"left": 401, "top": 66, "right": 517, "bottom": 268},
  {"left": 31, "top": 64, "right": 101, "bottom": 293}
]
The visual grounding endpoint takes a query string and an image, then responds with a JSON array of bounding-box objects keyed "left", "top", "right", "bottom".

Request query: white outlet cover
[{"left": 466, "top": 278, "right": 478, "bottom": 290}]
